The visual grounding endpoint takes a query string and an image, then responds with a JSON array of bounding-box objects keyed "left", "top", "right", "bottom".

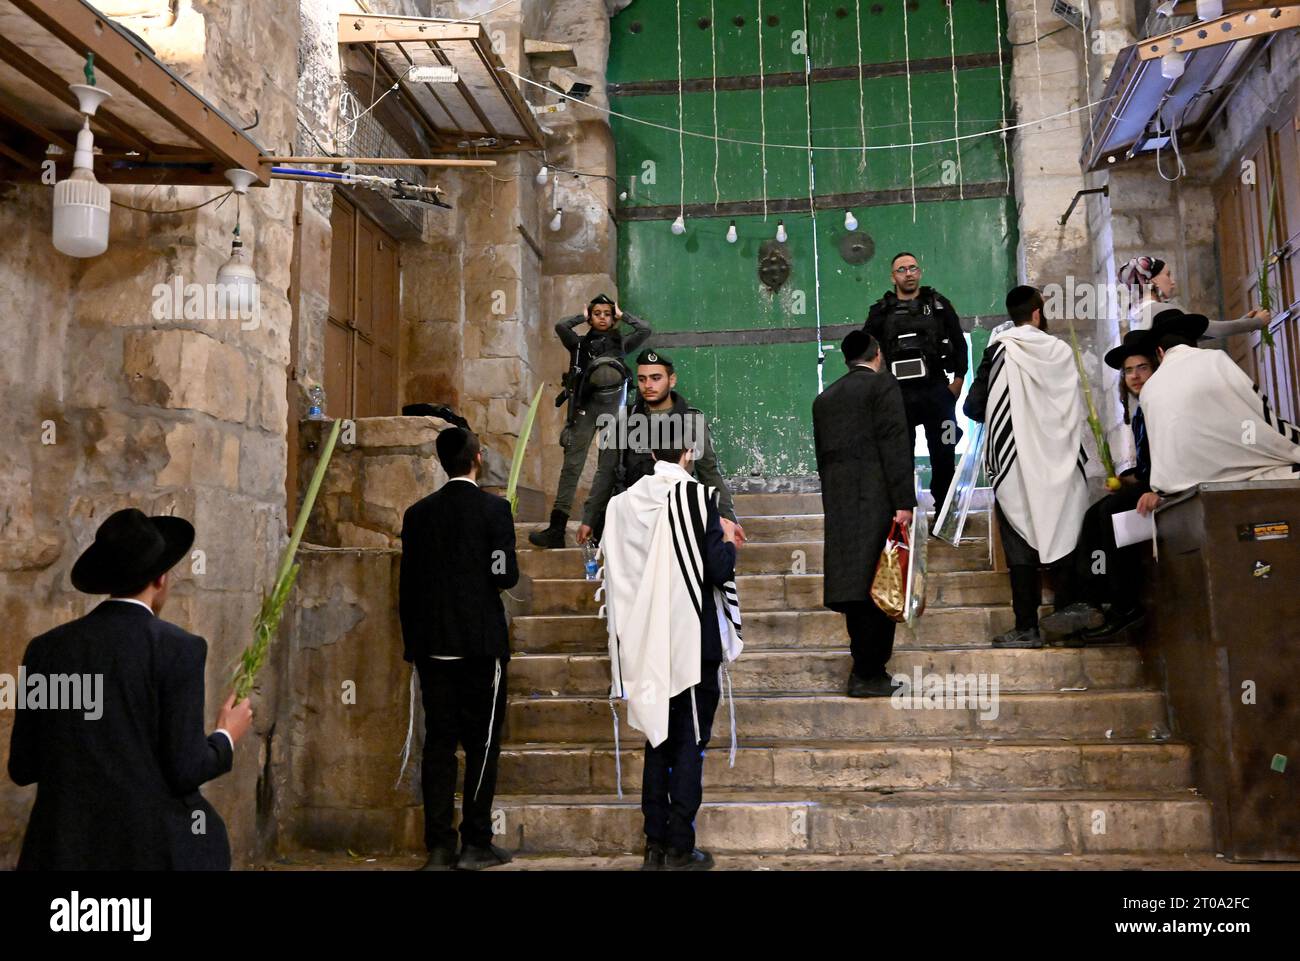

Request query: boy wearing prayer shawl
[
  {"left": 963, "top": 286, "right": 1099, "bottom": 648},
  {"left": 1140, "top": 309, "right": 1300, "bottom": 493},
  {"left": 599, "top": 430, "right": 742, "bottom": 871}
]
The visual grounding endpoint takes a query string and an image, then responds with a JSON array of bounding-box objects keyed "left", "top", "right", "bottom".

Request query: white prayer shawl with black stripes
[
  {"left": 599, "top": 462, "right": 742, "bottom": 751},
  {"left": 983, "top": 324, "right": 1089, "bottom": 564},
  {"left": 1141, "top": 344, "right": 1300, "bottom": 493}
]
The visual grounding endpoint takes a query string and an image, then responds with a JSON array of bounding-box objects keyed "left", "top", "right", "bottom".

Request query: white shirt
[{"left": 104, "top": 598, "right": 235, "bottom": 752}]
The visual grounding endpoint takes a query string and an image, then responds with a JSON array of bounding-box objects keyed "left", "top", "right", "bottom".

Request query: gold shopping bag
[{"left": 870, "top": 521, "right": 910, "bottom": 623}]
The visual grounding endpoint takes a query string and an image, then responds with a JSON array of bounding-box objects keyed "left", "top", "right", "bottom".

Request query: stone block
[{"left": 123, "top": 328, "right": 251, "bottom": 423}]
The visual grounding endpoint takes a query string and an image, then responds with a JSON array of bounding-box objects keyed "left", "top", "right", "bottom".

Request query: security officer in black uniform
[
  {"left": 529, "top": 295, "right": 652, "bottom": 548},
  {"left": 576, "top": 349, "right": 745, "bottom": 548},
  {"left": 864, "top": 252, "right": 968, "bottom": 515}
]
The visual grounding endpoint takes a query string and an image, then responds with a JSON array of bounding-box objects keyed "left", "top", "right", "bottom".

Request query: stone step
[
  {"left": 463, "top": 791, "right": 1214, "bottom": 856},
  {"left": 731, "top": 491, "right": 825, "bottom": 515},
  {"left": 504, "top": 690, "right": 1171, "bottom": 743},
  {"left": 492, "top": 739, "right": 1193, "bottom": 795},
  {"left": 528, "top": 570, "right": 1017, "bottom": 615},
  {"left": 269, "top": 851, "right": 1281, "bottom": 871},
  {"left": 514, "top": 512, "right": 992, "bottom": 546},
  {"left": 512, "top": 606, "right": 1036, "bottom": 654},
  {"left": 509, "top": 647, "right": 1143, "bottom": 697},
  {"left": 519, "top": 538, "right": 990, "bottom": 580}
]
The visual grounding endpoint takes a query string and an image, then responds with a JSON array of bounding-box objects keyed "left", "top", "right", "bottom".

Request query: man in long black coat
[
  {"left": 813, "top": 331, "right": 916, "bottom": 697},
  {"left": 399, "top": 426, "right": 519, "bottom": 871},
  {"left": 8, "top": 508, "right": 252, "bottom": 870}
]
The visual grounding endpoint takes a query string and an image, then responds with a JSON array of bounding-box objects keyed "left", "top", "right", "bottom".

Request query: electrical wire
[
  {"left": 902, "top": 0, "right": 917, "bottom": 221},
  {"left": 946, "top": 0, "right": 963, "bottom": 199},
  {"left": 111, "top": 189, "right": 235, "bottom": 214},
  {"left": 993, "top": 0, "right": 1010, "bottom": 188}
]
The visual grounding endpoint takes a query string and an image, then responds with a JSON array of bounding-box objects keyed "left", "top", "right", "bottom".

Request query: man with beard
[
  {"left": 864, "top": 252, "right": 968, "bottom": 515},
  {"left": 963, "top": 286, "right": 1097, "bottom": 648},
  {"left": 577, "top": 350, "right": 744, "bottom": 548},
  {"left": 529, "top": 295, "right": 653, "bottom": 549},
  {"left": 813, "top": 330, "right": 915, "bottom": 696}
]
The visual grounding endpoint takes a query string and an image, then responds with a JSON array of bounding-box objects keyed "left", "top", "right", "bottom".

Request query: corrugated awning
[
  {"left": 337, "top": 13, "right": 545, "bottom": 153},
  {"left": 0, "top": 0, "right": 268, "bottom": 186}
]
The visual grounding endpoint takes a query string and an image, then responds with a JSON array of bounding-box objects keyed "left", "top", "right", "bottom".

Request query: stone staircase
[{"left": 490, "top": 490, "right": 1215, "bottom": 864}]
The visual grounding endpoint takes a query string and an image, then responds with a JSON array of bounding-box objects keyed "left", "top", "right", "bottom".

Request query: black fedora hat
[
  {"left": 70, "top": 508, "right": 195, "bottom": 595},
  {"left": 1150, "top": 307, "right": 1209, "bottom": 342},
  {"left": 1104, "top": 329, "right": 1158, "bottom": 370}
]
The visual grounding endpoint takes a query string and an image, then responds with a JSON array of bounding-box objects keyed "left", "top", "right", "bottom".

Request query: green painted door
[{"left": 609, "top": 0, "right": 1017, "bottom": 479}]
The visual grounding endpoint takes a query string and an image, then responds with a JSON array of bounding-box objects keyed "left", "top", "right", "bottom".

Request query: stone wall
[{"left": 0, "top": 0, "right": 300, "bottom": 867}]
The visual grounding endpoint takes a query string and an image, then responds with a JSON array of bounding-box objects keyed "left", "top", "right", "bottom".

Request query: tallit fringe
[
  {"left": 394, "top": 664, "right": 418, "bottom": 788},
  {"left": 472, "top": 658, "right": 502, "bottom": 801},
  {"left": 721, "top": 661, "right": 737, "bottom": 768}
]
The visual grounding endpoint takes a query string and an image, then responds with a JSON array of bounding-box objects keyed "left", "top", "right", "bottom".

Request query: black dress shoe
[
  {"left": 665, "top": 847, "right": 714, "bottom": 871},
  {"left": 1039, "top": 602, "right": 1106, "bottom": 639},
  {"left": 991, "top": 627, "right": 1043, "bottom": 649},
  {"left": 528, "top": 510, "right": 568, "bottom": 549},
  {"left": 1081, "top": 606, "right": 1145, "bottom": 641},
  {"left": 642, "top": 842, "right": 666, "bottom": 871},
  {"left": 456, "top": 843, "right": 513, "bottom": 871},
  {"left": 847, "top": 673, "right": 897, "bottom": 698},
  {"left": 419, "top": 847, "right": 457, "bottom": 871}
]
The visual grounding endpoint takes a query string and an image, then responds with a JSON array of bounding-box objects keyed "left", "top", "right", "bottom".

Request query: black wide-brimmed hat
[
  {"left": 1104, "top": 329, "right": 1158, "bottom": 370},
  {"left": 1149, "top": 307, "right": 1209, "bottom": 343},
  {"left": 70, "top": 508, "right": 194, "bottom": 595}
]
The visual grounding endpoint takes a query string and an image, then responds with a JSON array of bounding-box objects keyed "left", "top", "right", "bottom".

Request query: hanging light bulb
[
  {"left": 844, "top": 209, "right": 858, "bottom": 231},
  {"left": 535, "top": 164, "right": 549, "bottom": 185},
  {"left": 671, "top": 213, "right": 686, "bottom": 235},
  {"left": 216, "top": 224, "right": 258, "bottom": 320},
  {"left": 52, "top": 83, "right": 114, "bottom": 258},
  {"left": 726, "top": 221, "right": 738, "bottom": 244},
  {"left": 1195, "top": 0, "right": 1223, "bottom": 20},
  {"left": 549, "top": 208, "right": 563, "bottom": 232},
  {"left": 1160, "top": 51, "right": 1186, "bottom": 80},
  {"left": 775, "top": 220, "right": 787, "bottom": 243}
]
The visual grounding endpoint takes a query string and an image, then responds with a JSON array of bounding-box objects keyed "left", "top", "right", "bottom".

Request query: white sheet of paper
[{"left": 1112, "top": 508, "right": 1155, "bottom": 548}]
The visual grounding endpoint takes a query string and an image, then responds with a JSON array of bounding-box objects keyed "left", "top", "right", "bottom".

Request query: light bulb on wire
[
  {"left": 535, "top": 164, "right": 549, "bottom": 185},
  {"left": 549, "top": 208, "right": 563, "bottom": 232},
  {"left": 775, "top": 221, "right": 787, "bottom": 244},
  {"left": 726, "top": 221, "right": 738, "bottom": 244},
  {"left": 1195, "top": 0, "right": 1223, "bottom": 19},
  {"left": 52, "top": 83, "right": 114, "bottom": 258},
  {"left": 844, "top": 210, "right": 858, "bottom": 231},
  {"left": 671, "top": 213, "right": 686, "bottom": 235}
]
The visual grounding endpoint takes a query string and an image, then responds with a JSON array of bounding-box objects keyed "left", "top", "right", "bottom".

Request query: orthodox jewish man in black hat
[
  {"left": 7, "top": 508, "right": 253, "bottom": 870},
  {"left": 399, "top": 426, "right": 520, "bottom": 870},
  {"left": 1042, "top": 329, "right": 1161, "bottom": 642}
]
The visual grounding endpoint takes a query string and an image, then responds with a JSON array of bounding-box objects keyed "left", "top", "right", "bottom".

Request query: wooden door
[{"left": 326, "top": 195, "right": 401, "bottom": 419}]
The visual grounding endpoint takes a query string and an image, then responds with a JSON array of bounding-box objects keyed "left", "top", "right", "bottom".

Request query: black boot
[{"left": 528, "top": 510, "right": 568, "bottom": 549}]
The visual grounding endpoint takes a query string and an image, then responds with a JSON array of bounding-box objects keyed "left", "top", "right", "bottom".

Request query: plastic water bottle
[
  {"left": 307, "top": 384, "right": 325, "bottom": 420},
  {"left": 583, "top": 540, "right": 599, "bottom": 580}
]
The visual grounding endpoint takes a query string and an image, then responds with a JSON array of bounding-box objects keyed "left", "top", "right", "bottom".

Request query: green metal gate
[{"left": 609, "top": 0, "right": 1017, "bottom": 479}]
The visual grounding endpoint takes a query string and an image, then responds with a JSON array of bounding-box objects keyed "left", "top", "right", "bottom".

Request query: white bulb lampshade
[
  {"left": 726, "top": 221, "right": 738, "bottom": 243},
  {"left": 671, "top": 213, "right": 686, "bottom": 235},
  {"left": 52, "top": 122, "right": 109, "bottom": 258},
  {"left": 216, "top": 240, "right": 259, "bottom": 318},
  {"left": 549, "top": 208, "right": 563, "bottom": 232},
  {"left": 1160, "top": 51, "right": 1186, "bottom": 80},
  {"left": 1195, "top": 0, "right": 1223, "bottom": 20},
  {"left": 844, "top": 209, "right": 858, "bottom": 231},
  {"left": 536, "top": 165, "right": 549, "bottom": 185},
  {"left": 775, "top": 221, "right": 787, "bottom": 243}
]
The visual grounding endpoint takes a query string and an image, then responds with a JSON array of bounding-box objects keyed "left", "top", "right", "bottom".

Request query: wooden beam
[
  {"left": 11, "top": 0, "right": 268, "bottom": 183},
  {"left": 0, "top": 33, "right": 150, "bottom": 153},
  {"left": 1138, "top": 5, "right": 1300, "bottom": 59},
  {"left": 268, "top": 156, "right": 496, "bottom": 167},
  {"left": 0, "top": 97, "right": 73, "bottom": 151},
  {"left": 470, "top": 35, "right": 545, "bottom": 149},
  {"left": 337, "top": 15, "right": 482, "bottom": 45}
]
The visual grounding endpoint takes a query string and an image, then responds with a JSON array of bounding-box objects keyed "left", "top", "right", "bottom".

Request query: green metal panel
[{"left": 608, "top": 0, "right": 1018, "bottom": 477}]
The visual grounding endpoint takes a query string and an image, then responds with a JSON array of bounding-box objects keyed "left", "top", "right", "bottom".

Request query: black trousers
[
  {"left": 995, "top": 504, "right": 1081, "bottom": 630},
  {"left": 901, "top": 379, "right": 960, "bottom": 513},
  {"left": 415, "top": 656, "right": 507, "bottom": 852},
  {"left": 642, "top": 661, "right": 721, "bottom": 852},
  {"left": 830, "top": 600, "right": 898, "bottom": 679},
  {"left": 1075, "top": 485, "right": 1145, "bottom": 612}
]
